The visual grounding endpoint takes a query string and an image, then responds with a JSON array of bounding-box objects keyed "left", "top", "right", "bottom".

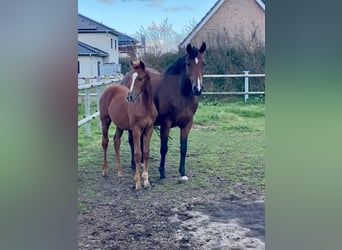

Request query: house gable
[{"left": 179, "top": 0, "right": 265, "bottom": 48}]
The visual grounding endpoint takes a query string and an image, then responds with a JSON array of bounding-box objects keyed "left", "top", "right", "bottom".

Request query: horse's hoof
[
  {"left": 117, "top": 171, "right": 123, "bottom": 177},
  {"left": 102, "top": 172, "right": 108, "bottom": 177},
  {"left": 178, "top": 176, "right": 188, "bottom": 184},
  {"left": 144, "top": 181, "right": 150, "bottom": 188}
]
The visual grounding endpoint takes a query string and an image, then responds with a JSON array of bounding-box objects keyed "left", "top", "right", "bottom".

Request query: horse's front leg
[
  {"left": 132, "top": 128, "right": 142, "bottom": 190},
  {"left": 142, "top": 126, "right": 153, "bottom": 188},
  {"left": 128, "top": 131, "right": 144, "bottom": 170},
  {"left": 179, "top": 122, "right": 193, "bottom": 182},
  {"left": 128, "top": 130, "right": 135, "bottom": 170},
  {"left": 159, "top": 123, "right": 171, "bottom": 179}
]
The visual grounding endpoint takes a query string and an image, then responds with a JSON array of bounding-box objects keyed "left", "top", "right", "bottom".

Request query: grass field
[{"left": 78, "top": 98, "right": 265, "bottom": 193}]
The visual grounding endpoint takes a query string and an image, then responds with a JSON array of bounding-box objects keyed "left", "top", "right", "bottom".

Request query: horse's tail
[{"left": 153, "top": 126, "right": 173, "bottom": 141}]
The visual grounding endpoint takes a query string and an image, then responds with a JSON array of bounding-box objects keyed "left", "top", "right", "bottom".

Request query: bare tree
[
  {"left": 135, "top": 18, "right": 180, "bottom": 54},
  {"left": 183, "top": 17, "right": 198, "bottom": 34}
]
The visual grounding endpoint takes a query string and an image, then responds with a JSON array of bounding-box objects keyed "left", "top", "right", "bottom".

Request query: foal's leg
[
  {"left": 159, "top": 123, "right": 171, "bottom": 179},
  {"left": 142, "top": 126, "right": 153, "bottom": 187},
  {"left": 179, "top": 122, "right": 193, "bottom": 182},
  {"left": 114, "top": 128, "right": 124, "bottom": 177},
  {"left": 132, "top": 128, "right": 142, "bottom": 190},
  {"left": 128, "top": 131, "right": 144, "bottom": 170},
  {"left": 101, "top": 117, "right": 111, "bottom": 177}
]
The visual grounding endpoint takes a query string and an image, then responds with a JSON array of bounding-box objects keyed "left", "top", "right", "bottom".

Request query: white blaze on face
[
  {"left": 197, "top": 77, "right": 202, "bottom": 92},
  {"left": 194, "top": 57, "right": 201, "bottom": 91},
  {"left": 130, "top": 72, "right": 138, "bottom": 92}
]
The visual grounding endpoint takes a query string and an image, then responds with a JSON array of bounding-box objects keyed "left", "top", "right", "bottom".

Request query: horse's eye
[{"left": 138, "top": 78, "right": 143, "bottom": 81}]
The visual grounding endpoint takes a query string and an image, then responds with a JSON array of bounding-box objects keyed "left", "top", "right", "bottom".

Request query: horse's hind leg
[
  {"left": 114, "top": 128, "right": 124, "bottom": 177},
  {"left": 142, "top": 126, "right": 153, "bottom": 187},
  {"left": 101, "top": 116, "right": 111, "bottom": 177},
  {"left": 159, "top": 123, "right": 171, "bottom": 179}
]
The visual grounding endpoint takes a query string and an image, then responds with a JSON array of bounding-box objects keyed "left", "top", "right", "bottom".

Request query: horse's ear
[
  {"left": 139, "top": 60, "right": 145, "bottom": 70},
  {"left": 186, "top": 43, "right": 192, "bottom": 54},
  {"left": 130, "top": 60, "right": 133, "bottom": 68},
  {"left": 199, "top": 42, "right": 206, "bottom": 53}
]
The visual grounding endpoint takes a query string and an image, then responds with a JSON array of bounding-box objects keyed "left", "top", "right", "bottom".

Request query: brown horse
[
  {"left": 122, "top": 42, "right": 206, "bottom": 182},
  {"left": 99, "top": 60, "right": 157, "bottom": 190}
]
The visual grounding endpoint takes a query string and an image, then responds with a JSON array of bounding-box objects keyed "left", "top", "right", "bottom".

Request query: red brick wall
[{"left": 192, "top": 0, "right": 265, "bottom": 48}]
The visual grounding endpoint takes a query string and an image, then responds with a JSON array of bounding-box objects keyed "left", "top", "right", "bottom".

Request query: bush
[
  {"left": 118, "top": 58, "right": 131, "bottom": 75},
  {"left": 140, "top": 50, "right": 185, "bottom": 72},
  {"left": 203, "top": 45, "right": 265, "bottom": 93}
]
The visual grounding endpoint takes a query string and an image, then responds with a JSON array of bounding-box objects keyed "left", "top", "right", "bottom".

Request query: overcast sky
[{"left": 78, "top": 0, "right": 218, "bottom": 35}]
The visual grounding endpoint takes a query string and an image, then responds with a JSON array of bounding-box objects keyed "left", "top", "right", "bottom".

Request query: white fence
[
  {"left": 78, "top": 75, "right": 123, "bottom": 136},
  {"left": 203, "top": 71, "right": 265, "bottom": 102},
  {"left": 78, "top": 71, "right": 265, "bottom": 137}
]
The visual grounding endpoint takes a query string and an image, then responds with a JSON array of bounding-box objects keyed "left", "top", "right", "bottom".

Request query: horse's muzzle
[
  {"left": 192, "top": 86, "right": 202, "bottom": 96},
  {"left": 126, "top": 94, "right": 134, "bottom": 103}
]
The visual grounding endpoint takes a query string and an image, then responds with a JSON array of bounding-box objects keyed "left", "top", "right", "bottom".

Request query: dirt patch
[{"left": 78, "top": 162, "right": 264, "bottom": 250}]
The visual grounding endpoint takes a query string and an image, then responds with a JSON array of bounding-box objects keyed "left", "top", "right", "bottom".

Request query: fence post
[
  {"left": 96, "top": 76, "right": 102, "bottom": 128},
  {"left": 243, "top": 71, "right": 249, "bottom": 102},
  {"left": 84, "top": 78, "right": 91, "bottom": 137}
]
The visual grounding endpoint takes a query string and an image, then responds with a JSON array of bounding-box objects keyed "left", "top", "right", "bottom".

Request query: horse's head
[
  {"left": 185, "top": 42, "right": 206, "bottom": 96},
  {"left": 126, "top": 60, "right": 150, "bottom": 103}
]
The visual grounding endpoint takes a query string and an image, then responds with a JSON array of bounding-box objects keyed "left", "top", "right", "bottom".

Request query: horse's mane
[
  {"left": 164, "top": 47, "right": 199, "bottom": 75},
  {"left": 164, "top": 55, "right": 186, "bottom": 75},
  {"left": 164, "top": 48, "right": 200, "bottom": 96}
]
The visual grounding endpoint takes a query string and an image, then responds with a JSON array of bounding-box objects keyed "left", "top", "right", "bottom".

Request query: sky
[{"left": 78, "top": 0, "right": 218, "bottom": 36}]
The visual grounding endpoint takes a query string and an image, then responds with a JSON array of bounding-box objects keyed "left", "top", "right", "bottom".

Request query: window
[
  {"left": 111, "top": 38, "right": 113, "bottom": 49},
  {"left": 115, "top": 39, "right": 117, "bottom": 50},
  {"left": 78, "top": 61, "right": 80, "bottom": 74}
]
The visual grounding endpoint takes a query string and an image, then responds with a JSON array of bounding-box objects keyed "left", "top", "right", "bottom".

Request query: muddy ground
[{"left": 78, "top": 156, "right": 264, "bottom": 250}]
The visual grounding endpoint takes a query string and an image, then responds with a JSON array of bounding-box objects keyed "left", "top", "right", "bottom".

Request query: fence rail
[
  {"left": 203, "top": 71, "right": 265, "bottom": 102},
  {"left": 78, "top": 72, "right": 265, "bottom": 136},
  {"left": 78, "top": 76, "right": 123, "bottom": 136}
]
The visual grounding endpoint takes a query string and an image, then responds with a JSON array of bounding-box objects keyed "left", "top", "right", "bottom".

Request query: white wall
[
  {"left": 78, "top": 56, "right": 104, "bottom": 78},
  {"left": 78, "top": 33, "right": 119, "bottom": 64}
]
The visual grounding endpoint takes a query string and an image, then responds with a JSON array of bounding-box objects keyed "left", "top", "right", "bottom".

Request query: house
[
  {"left": 78, "top": 14, "right": 141, "bottom": 77},
  {"left": 118, "top": 34, "right": 141, "bottom": 59},
  {"left": 78, "top": 41, "right": 108, "bottom": 78},
  {"left": 179, "top": 0, "right": 265, "bottom": 49},
  {"left": 78, "top": 14, "right": 122, "bottom": 77}
]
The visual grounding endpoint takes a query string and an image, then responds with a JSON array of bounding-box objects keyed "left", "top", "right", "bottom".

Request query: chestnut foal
[{"left": 99, "top": 60, "right": 157, "bottom": 190}]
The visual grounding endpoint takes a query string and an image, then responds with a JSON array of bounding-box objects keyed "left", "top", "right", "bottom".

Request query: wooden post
[{"left": 96, "top": 76, "right": 102, "bottom": 128}]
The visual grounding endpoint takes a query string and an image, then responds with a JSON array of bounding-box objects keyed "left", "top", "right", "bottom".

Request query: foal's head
[
  {"left": 126, "top": 60, "right": 150, "bottom": 103},
  {"left": 185, "top": 42, "right": 206, "bottom": 96}
]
